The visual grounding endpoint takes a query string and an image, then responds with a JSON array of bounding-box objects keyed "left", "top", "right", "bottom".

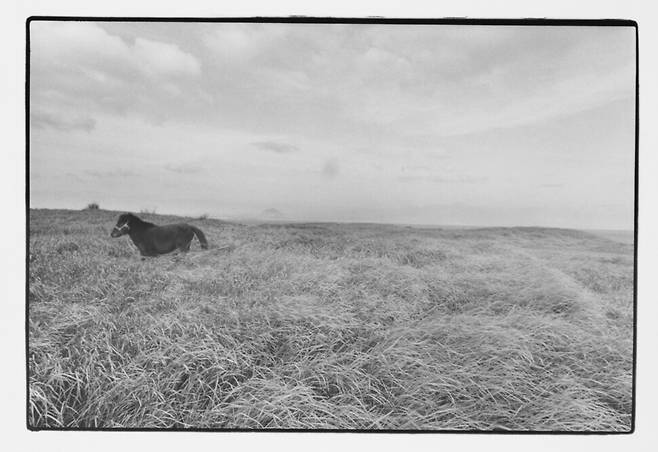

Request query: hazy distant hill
[
  {"left": 260, "top": 208, "right": 285, "bottom": 220},
  {"left": 586, "top": 229, "right": 634, "bottom": 245}
]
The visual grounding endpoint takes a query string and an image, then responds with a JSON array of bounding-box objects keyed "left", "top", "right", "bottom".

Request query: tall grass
[{"left": 28, "top": 209, "right": 634, "bottom": 430}]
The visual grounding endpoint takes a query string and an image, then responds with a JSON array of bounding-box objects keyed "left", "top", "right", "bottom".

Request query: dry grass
[{"left": 28, "top": 209, "right": 634, "bottom": 430}]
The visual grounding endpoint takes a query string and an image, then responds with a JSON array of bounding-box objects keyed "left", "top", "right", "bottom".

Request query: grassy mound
[{"left": 28, "top": 209, "right": 634, "bottom": 430}]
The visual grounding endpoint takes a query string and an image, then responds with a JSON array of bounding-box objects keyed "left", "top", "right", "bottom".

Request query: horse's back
[{"left": 158, "top": 222, "right": 194, "bottom": 232}]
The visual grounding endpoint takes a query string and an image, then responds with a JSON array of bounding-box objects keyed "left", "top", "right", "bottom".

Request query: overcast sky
[{"left": 29, "top": 22, "right": 636, "bottom": 229}]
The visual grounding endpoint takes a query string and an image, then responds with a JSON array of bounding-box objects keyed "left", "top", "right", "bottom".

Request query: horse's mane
[{"left": 127, "top": 213, "right": 157, "bottom": 229}]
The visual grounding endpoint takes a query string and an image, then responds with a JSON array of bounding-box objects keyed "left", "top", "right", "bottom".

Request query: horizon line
[{"left": 27, "top": 206, "right": 634, "bottom": 233}]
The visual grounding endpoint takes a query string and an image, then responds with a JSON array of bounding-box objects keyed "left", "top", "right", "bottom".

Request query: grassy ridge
[{"left": 28, "top": 209, "right": 634, "bottom": 430}]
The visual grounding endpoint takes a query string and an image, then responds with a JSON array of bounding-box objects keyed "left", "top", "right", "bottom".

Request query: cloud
[
  {"left": 431, "top": 176, "right": 488, "bottom": 184},
  {"left": 322, "top": 159, "right": 340, "bottom": 178},
  {"left": 30, "top": 22, "right": 203, "bottom": 125},
  {"left": 64, "top": 172, "right": 86, "bottom": 182},
  {"left": 539, "top": 183, "right": 564, "bottom": 188},
  {"left": 397, "top": 174, "right": 488, "bottom": 184},
  {"left": 133, "top": 38, "right": 201, "bottom": 77},
  {"left": 31, "top": 110, "right": 95, "bottom": 132},
  {"left": 251, "top": 141, "right": 299, "bottom": 154},
  {"left": 84, "top": 169, "right": 137, "bottom": 178},
  {"left": 337, "top": 26, "right": 635, "bottom": 137},
  {"left": 257, "top": 68, "right": 311, "bottom": 92},
  {"left": 203, "top": 24, "right": 288, "bottom": 61},
  {"left": 32, "top": 22, "right": 200, "bottom": 78},
  {"left": 164, "top": 162, "right": 204, "bottom": 174},
  {"left": 397, "top": 175, "right": 422, "bottom": 183}
]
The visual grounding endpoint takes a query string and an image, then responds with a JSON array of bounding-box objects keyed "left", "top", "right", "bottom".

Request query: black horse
[{"left": 110, "top": 213, "right": 208, "bottom": 257}]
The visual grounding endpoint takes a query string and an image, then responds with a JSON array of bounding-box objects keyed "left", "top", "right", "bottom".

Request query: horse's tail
[{"left": 190, "top": 225, "right": 208, "bottom": 249}]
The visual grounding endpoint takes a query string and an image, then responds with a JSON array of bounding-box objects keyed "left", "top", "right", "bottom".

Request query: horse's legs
[{"left": 178, "top": 239, "right": 191, "bottom": 253}]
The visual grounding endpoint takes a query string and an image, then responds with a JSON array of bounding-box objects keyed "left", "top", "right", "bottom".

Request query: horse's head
[{"left": 111, "top": 213, "right": 133, "bottom": 237}]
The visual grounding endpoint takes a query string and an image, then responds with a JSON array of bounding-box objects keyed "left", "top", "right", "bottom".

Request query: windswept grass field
[{"left": 28, "top": 208, "right": 634, "bottom": 431}]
